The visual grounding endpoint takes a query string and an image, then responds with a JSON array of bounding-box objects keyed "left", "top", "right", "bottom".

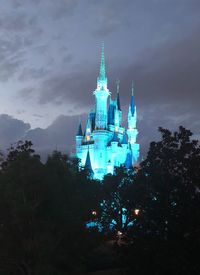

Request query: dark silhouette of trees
[
  {"left": 0, "top": 126, "right": 199, "bottom": 274},
  {"left": 120, "top": 126, "right": 200, "bottom": 274},
  {"left": 0, "top": 142, "right": 101, "bottom": 275},
  {"left": 98, "top": 167, "right": 139, "bottom": 236}
]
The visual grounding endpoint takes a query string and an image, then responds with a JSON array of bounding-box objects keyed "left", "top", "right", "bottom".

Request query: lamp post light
[
  {"left": 134, "top": 209, "right": 140, "bottom": 216},
  {"left": 92, "top": 210, "right": 97, "bottom": 216}
]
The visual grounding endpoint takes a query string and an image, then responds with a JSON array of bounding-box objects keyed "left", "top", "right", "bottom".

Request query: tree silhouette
[{"left": 122, "top": 126, "right": 200, "bottom": 274}]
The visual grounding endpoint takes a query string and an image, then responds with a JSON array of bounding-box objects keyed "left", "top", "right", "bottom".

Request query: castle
[{"left": 76, "top": 46, "right": 139, "bottom": 180}]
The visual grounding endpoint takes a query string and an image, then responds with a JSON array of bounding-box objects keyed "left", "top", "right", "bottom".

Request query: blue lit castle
[{"left": 76, "top": 46, "right": 139, "bottom": 180}]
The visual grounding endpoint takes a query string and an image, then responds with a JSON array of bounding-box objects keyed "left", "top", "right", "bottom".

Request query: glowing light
[
  {"left": 92, "top": 210, "right": 97, "bottom": 216},
  {"left": 117, "top": 231, "right": 123, "bottom": 236},
  {"left": 86, "top": 136, "right": 91, "bottom": 141},
  {"left": 115, "top": 126, "right": 118, "bottom": 132},
  {"left": 134, "top": 209, "right": 140, "bottom": 215}
]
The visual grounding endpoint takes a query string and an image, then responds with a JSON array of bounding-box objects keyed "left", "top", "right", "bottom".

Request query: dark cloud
[
  {"left": 47, "top": 0, "right": 79, "bottom": 20},
  {"left": 0, "top": 12, "right": 36, "bottom": 33},
  {"left": 137, "top": 104, "right": 200, "bottom": 158},
  {"left": 0, "top": 115, "right": 30, "bottom": 149},
  {"left": 117, "top": 26, "right": 200, "bottom": 112},
  {"left": 37, "top": 66, "right": 97, "bottom": 108},
  {"left": 91, "top": 0, "right": 130, "bottom": 37},
  {"left": 62, "top": 54, "right": 74, "bottom": 64},
  {"left": 18, "top": 67, "right": 49, "bottom": 82},
  {"left": 18, "top": 87, "right": 35, "bottom": 98},
  {"left": 0, "top": 114, "right": 81, "bottom": 160},
  {"left": 0, "top": 7, "right": 43, "bottom": 82},
  {"left": 10, "top": 0, "right": 24, "bottom": 9}
]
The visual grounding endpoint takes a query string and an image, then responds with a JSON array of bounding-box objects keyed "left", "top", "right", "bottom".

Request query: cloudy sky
[{"left": 0, "top": 0, "right": 200, "bottom": 156}]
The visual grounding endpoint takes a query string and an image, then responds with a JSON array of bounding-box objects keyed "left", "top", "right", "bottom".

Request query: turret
[
  {"left": 125, "top": 152, "right": 132, "bottom": 169},
  {"left": 127, "top": 82, "right": 139, "bottom": 165},
  {"left": 116, "top": 80, "right": 121, "bottom": 111},
  {"left": 76, "top": 122, "right": 83, "bottom": 154},
  {"left": 85, "top": 116, "right": 92, "bottom": 142},
  {"left": 85, "top": 150, "right": 94, "bottom": 177},
  {"left": 128, "top": 82, "right": 137, "bottom": 130},
  {"left": 114, "top": 80, "right": 122, "bottom": 129},
  {"left": 77, "top": 122, "right": 83, "bottom": 136},
  {"left": 93, "top": 44, "right": 110, "bottom": 129}
]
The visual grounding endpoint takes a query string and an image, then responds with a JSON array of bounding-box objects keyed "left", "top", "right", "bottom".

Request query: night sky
[{"left": 0, "top": 0, "right": 200, "bottom": 157}]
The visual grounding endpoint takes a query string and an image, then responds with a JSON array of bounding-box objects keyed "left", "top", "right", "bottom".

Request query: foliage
[
  {"left": 0, "top": 142, "right": 102, "bottom": 275},
  {"left": 98, "top": 167, "right": 137, "bottom": 235},
  {"left": 0, "top": 126, "right": 199, "bottom": 274},
  {"left": 121, "top": 126, "right": 200, "bottom": 274}
]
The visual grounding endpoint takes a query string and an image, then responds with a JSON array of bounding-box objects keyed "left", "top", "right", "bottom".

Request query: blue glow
[
  {"left": 75, "top": 46, "right": 140, "bottom": 180},
  {"left": 86, "top": 221, "right": 103, "bottom": 231}
]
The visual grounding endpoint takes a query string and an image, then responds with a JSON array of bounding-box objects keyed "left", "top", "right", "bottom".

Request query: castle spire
[
  {"left": 97, "top": 43, "right": 107, "bottom": 89},
  {"left": 85, "top": 149, "right": 94, "bottom": 176},
  {"left": 130, "top": 81, "right": 135, "bottom": 116},
  {"left": 77, "top": 122, "right": 83, "bottom": 136},
  {"left": 116, "top": 79, "right": 121, "bottom": 111},
  {"left": 99, "top": 42, "right": 106, "bottom": 80},
  {"left": 131, "top": 81, "right": 134, "bottom": 96}
]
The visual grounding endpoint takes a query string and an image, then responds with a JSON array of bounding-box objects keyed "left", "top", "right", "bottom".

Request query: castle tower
[
  {"left": 75, "top": 46, "right": 140, "bottom": 180},
  {"left": 114, "top": 80, "right": 122, "bottom": 130},
  {"left": 76, "top": 122, "right": 83, "bottom": 156},
  {"left": 93, "top": 44, "right": 110, "bottom": 130},
  {"left": 127, "top": 82, "right": 140, "bottom": 164}
]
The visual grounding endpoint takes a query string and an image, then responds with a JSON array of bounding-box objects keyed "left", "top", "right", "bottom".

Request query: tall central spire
[
  {"left": 97, "top": 43, "right": 107, "bottom": 88},
  {"left": 130, "top": 81, "right": 135, "bottom": 116},
  {"left": 99, "top": 43, "right": 106, "bottom": 80}
]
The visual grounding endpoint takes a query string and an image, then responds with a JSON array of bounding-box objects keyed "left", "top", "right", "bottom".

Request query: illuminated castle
[{"left": 76, "top": 46, "right": 139, "bottom": 180}]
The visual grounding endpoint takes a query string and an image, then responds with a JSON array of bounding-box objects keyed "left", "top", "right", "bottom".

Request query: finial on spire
[
  {"left": 116, "top": 79, "right": 120, "bottom": 94},
  {"left": 99, "top": 42, "right": 106, "bottom": 80},
  {"left": 130, "top": 81, "right": 135, "bottom": 116},
  {"left": 116, "top": 79, "right": 121, "bottom": 111},
  {"left": 131, "top": 81, "right": 134, "bottom": 96}
]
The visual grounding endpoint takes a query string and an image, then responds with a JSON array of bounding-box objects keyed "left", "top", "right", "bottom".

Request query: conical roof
[
  {"left": 77, "top": 123, "right": 83, "bottom": 136},
  {"left": 111, "top": 131, "right": 118, "bottom": 142},
  {"left": 85, "top": 150, "right": 93, "bottom": 174},
  {"left": 125, "top": 152, "right": 132, "bottom": 169},
  {"left": 116, "top": 80, "right": 121, "bottom": 111}
]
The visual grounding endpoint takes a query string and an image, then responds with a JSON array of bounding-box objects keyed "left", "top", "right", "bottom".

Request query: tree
[
  {"left": 0, "top": 143, "right": 102, "bottom": 274},
  {"left": 97, "top": 167, "right": 139, "bottom": 237},
  {"left": 0, "top": 141, "right": 45, "bottom": 275},
  {"left": 137, "top": 126, "right": 200, "bottom": 239},
  {"left": 122, "top": 126, "right": 200, "bottom": 274}
]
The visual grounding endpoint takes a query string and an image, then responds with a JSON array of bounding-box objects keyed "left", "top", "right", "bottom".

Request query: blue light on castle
[{"left": 76, "top": 45, "right": 139, "bottom": 180}]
